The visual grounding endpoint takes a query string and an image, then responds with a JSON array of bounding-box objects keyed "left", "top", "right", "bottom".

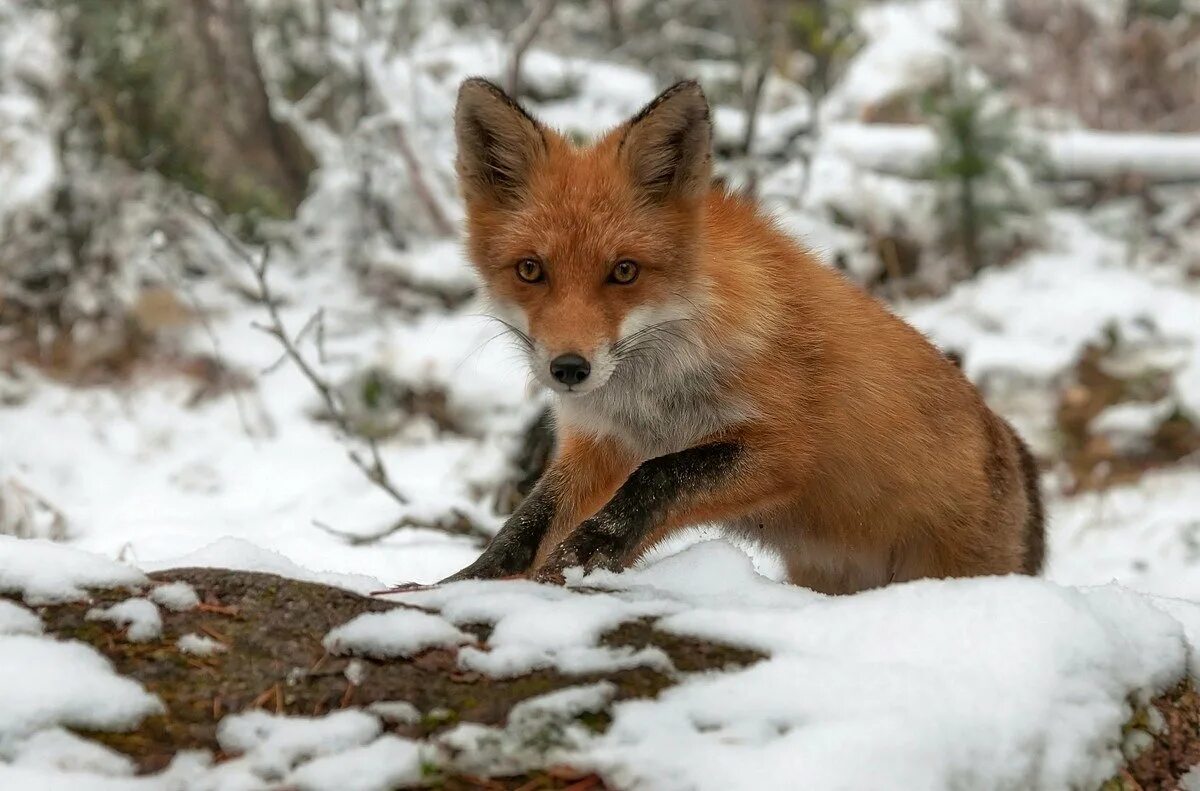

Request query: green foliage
[
  {"left": 785, "top": 0, "right": 861, "bottom": 95},
  {"left": 920, "top": 72, "right": 1043, "bottom": 274},
  {"left": 58, "top": 0, "right": 299, "bottom": 221},
  {"left": 1127, "top": 0, "right": 1187, "bottom": 21}
]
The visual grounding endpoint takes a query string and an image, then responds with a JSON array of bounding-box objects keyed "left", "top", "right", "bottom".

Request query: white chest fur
[{"left": 555, "top": 355, "right": 748, "bottom": 458}]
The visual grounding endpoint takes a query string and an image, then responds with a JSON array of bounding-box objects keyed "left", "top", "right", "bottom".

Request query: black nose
[{"left": 550, "top": 353, "right": 591, "bottom": 386}]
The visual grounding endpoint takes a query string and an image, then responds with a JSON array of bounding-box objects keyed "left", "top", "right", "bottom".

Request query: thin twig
[
  {"left": 506, "top": 0, "right": 560, "bottom": 97},
  {"left": 313, "top": 509, "right": 487, "bottom": 544}
]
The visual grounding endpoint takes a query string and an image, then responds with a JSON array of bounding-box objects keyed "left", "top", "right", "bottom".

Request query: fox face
[{"left": 455, "top": 79, "right": 713, "bottom": 397}]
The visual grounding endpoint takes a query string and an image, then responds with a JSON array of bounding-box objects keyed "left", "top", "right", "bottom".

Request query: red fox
[{"left": 444, "top": 78, "right": 1044, "bottom": 593}]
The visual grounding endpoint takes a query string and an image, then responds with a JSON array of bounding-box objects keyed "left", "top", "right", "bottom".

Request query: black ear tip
[
  {"left": 458, "top": 77, "right": 508, "bottom": 102},
  {"left": 666, "top": 79, "right": 706, "bottom": 102}
]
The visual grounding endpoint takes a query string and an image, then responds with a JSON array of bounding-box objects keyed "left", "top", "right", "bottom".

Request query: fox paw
[{"left": 534, "top": 530, "right": 626, "bottom": 584}]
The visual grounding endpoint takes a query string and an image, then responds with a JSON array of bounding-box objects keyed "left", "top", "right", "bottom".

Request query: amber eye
[
  {"left": 515, "top": 258, "right": 544, "bottom": 283},
  {"left": 609, "top": 259, "right": 639, "bottom": 284}
]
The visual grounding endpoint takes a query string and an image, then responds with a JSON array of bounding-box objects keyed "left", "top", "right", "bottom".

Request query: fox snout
[
  {"left": 549, "top": 354, "right": 590, "bottom": 386},
  {"left": 531, "top": 340, "right": 617, "bottom": 394}
]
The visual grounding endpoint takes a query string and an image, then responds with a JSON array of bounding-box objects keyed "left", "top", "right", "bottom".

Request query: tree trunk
[{"left": 64, "top": 0, "right": 315, "bottom": 219}]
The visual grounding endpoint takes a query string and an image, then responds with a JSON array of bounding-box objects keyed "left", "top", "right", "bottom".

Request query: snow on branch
[{"left": 829, "top": 124, "right": 1200, "bottom": 183}]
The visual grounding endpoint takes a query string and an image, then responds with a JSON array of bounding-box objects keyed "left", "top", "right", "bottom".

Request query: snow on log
[{"left": 828, "top": 123, "right": 1200, "bottom": 182}]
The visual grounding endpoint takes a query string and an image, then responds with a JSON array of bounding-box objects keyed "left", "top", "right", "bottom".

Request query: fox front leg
[
  {"left": 439, "top": 482, "right": 557, "bottom": 582},
  {"left": 440, "top": 431, "right": 637, "bottom": 583},
  {"left": 535, "top": 441, "right": 771, "bottom": 582}
]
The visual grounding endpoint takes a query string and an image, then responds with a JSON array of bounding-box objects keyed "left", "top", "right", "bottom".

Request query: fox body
[{"left": 446, "top": 78, "right": 1044, "bottom": 593}]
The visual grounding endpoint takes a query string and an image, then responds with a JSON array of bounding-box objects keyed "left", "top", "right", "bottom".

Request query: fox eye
[
  {"left": 609, "top": 259, "right": 639, "bottom": 284},
  {"left": 515, "top": 258, "right": 544, "bottom": 283}
]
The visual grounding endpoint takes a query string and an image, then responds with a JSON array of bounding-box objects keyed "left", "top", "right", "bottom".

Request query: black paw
[{"left": 533, "top": 524, "right": 627, "bottom": 584}]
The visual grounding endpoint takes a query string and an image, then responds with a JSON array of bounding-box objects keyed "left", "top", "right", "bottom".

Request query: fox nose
[{"left": 550, "top": 354, "right": 591, "bottom": 386}]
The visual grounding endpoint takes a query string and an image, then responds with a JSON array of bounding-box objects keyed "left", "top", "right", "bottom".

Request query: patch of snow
[
  {"left": 0, "top": 634, "right": 162, "bottom": 753},
  {"left": 1090, "top": 399, "right": 1175, "bottom": 454},
  {"left": 176, "top": 633, "right": 227, "bottom": 656},
  {"left": 344, "top": 658, "right": 368, "bottom": 686},
  {"left": 323, "top": 607, "right": 473, "bottom": 659},
  {"left": 439, "top": 683, "right": 615, "bottom": 777},
  {"left": 366, "top": 700, "right": 421, "bottom": 725},
  {"left": 149, "top": 581, "right": 199, "bottom": 612},
  {"left": 0, "top": 536, "right": 147, "bottom": 605},
  {"left": 0, "top": 599, "right": 41, "bottom": 635},
  {"left": 1049, "top": 468, "right": 1200, "bottom": 600},
  {"left": 828, "top": 124, "right": 1200, "bottom": 183},
  {"left": 393, "top": 579, "right": 676, "bottom": 678},
  {"left": 86, "top": 598, "right": 163, "bottom": 643},
  {"left": 9, "top": 727, "right": 135, "bottom": 777},
  {"left": 908, "top": 212, "right": 1200, "bottom": 421},
  {"left": 286, "top": 735, "right": 426, "bottom": 791},
  {"left": 823, "top": 0, "right": 958, "bottom": 122},
  {"left": 216, "top": 710, "right": 382, "bottom": 778},
  {"left": 144, "top": 538, "right": 386, "bottom": 596}
]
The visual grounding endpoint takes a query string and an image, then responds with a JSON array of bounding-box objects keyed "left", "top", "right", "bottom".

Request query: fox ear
[
  {"left": 455, "top": 78, "right": 546, "bottom": 205},
  {"left": 620, "top": 81, "right": 712, "bottom": 203}
]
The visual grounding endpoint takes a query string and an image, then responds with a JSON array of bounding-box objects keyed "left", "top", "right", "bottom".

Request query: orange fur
[{"left": 454, "top": 78, "right": 1044, "bottom": 593}]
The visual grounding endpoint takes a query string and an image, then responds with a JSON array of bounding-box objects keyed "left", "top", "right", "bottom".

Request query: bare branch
[
  {"left": 506, "top": 0, "right": 560, "bottom": 97},
  {"left": 313, "top": 508, "right": 484, "bottom": 545},
  {"left": 188, "top": 200, "right": 490, "bottom": 542}
]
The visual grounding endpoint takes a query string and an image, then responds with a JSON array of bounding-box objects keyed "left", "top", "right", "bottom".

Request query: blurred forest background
[{"left": 1, "top": 0, "right": 1199, "bottom": 593}]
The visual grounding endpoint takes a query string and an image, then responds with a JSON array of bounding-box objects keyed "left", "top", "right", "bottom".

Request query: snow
[
  {"left": 141, "top": 538, "right": 387, "bottom": 597},
  {"left": 85, "top": 598, "right": 163, "bottom": 643},
  {"left": 822, "top": 0, "right": 958, "bottom": 122},
  {"left": 8, "top": 729, "right": 134, "bottom": 777},
  {"left": 908, "top": 212, "right": 1200, "bottom": 422},
  {"left": 439, "top": 683, "right": 616, "bottom": 777},
  {"left": 0, "top": 536, "right": 147, "bottom": 605},
  {"left": 0, "top": 635, "right": 162, "bottom": 753},
  {"left": 1048, "top": 468, "right": 1200, "bottom": 600},
  {"left": 177, "top": 633, "right": 226, "bottom": 656},
  {"left": 362, "top": 541, "right": 1199, "bottom": 789},
  {"left": 216, "top": 710, "right": 382, "bottom": 779},
  {"left": 591, "top": 546, "right": 1192, "bottom": 791},
  {"left": 365, "top": 700, "right": 421, "bottom": 725},
  {"left": 828, "top": 123, "right": 1200, "bottom": 182},
  {"left": 0, "top": 600, "right": 41, "bottom": 635},
  {"left": 389, "top": 578, "right": 677, "bottom": 677},
  {"left": 287, "top": 735, "right": 425, "bottom": 791},
  {"left": 149, "top": 582, "right": 199, "bottom": 612},
  {"left": 323, "top": 607, "right": 474, "bottom": 659},
  {"left": 1090, "top": 399, "right": 1175, "bottom": 454}
]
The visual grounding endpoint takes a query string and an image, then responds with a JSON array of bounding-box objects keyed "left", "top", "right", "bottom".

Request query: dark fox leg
[
  {"left": 441, "top": 431, "right": 635, "bottom": 583},
  {"left": 535, "top": 441, "right": 783, "bottom": 581},
  {"left": 440, "top": 477, "right": 559, "bottom": 582}
]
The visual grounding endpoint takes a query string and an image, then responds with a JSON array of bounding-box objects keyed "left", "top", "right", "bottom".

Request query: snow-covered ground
[
  {"left": 3, "top": 0, "right": 1200, "bottom": 788},
  {"left": 4, "top": 536, "right": 1200, "bottom": 790}
]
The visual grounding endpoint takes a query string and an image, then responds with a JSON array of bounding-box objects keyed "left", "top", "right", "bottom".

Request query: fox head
[{"left": 454, "top": 78, "right": 713, "bottom": 396}]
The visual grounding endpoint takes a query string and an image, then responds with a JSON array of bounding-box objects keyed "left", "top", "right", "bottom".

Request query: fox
[{"left": 443, "top": 77, "right": 1044, "bottom": 593}]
